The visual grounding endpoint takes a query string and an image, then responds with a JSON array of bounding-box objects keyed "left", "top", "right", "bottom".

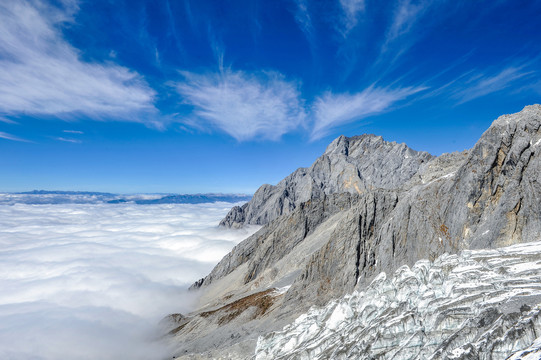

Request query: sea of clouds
[{"left": 0, "top": 201, "right": 258, "bottom": 360}]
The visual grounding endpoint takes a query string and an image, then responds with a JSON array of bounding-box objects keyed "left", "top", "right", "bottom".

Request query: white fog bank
[{"left": 0, "top": 202, "right": 258, "bottom": 360}]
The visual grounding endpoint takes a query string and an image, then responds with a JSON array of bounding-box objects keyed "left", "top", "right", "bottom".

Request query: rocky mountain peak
[
  {"left": 323, "top": 134, "right": 383, "bottom": 156},
  {"left": 220, "top": 133, "right": 432, "bottom": 228},
  {"left": 323, "top": 133, "right": 415, "bottom": 158},
  {"left": 492, "top": 104, "right": 541, "bottom": 127}
]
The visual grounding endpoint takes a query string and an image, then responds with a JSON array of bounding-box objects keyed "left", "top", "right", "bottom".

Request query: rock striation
[{"left": 171, "top": 105, "right": 541, "bottom": 359}]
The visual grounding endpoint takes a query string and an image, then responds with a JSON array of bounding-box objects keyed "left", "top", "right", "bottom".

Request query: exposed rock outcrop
[{"left": 172, "top": 105, "right": 541, "bottom": 359}]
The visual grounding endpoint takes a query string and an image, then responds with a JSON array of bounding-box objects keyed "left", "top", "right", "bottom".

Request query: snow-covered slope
[{"left": 256, "top": 241, "right": 541, "bottom": 359}]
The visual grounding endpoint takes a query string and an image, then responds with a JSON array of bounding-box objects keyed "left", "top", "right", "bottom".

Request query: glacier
[{"left": 256, "top": 241, "right": 541, "bottom": 359}]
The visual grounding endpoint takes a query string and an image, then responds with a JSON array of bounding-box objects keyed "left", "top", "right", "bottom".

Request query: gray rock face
[
  {"left": 284, "top": 104, "right": 541, "bottom": 307},
  {"left": 192, "top": 193, "right": 362, "bottom": 290},
  {"left": 219, "top": 134, "right": 433, "bottom": 228},
  {"left": 174, "top": 105, "right": 541, "bottom": 359}
]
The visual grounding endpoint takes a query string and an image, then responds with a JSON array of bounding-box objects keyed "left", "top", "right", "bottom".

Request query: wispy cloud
[
  {"left": 533, "top": 80, "right": 541, "bottom": 95},
  {"left": 453, "top": 65, "right": 534, "bottom": 104},
  {"left": 384, "top": 0, "right": 427, "bottom": 47},
  {"left": 339, "top": 0, "right": 365, "bottom": 35},
  {"left": 56, "top": 137, "right": 81, "bottom": 143},
  {"left": 294, "top": 0, "right": 364, "bottom": 38},
  {"left": 311, "top": 86, "right": 425, "bottom": 140},
  {"left": 0, "top": 131, "right": 30, "bottom": 142},
  {"left": 183, "top": 0, "right": 199, "bottom": 36},
  {"left": 63, "top": 130, "right": 84, "bottom": 134},
  {"left": 0, "top": 116, "right": 18, "bottom": 124},
  {"left": 164, "top": 0, "right": 183, "bottom": 53},
  {"left": 0, "top": 0, "right": 157, "bottom": 123},
  {"left": 177, "top": 69, "right": 306, "bottom": 141},
  {"left": 376, "top": 0, "right": 435, "bottom": 68},
  {"left": 293, "top": 0, "right": 315, "bottom": 42}
]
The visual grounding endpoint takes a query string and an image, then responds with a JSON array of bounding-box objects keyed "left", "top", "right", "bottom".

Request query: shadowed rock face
[{"left": 173, "top": 105, "right": 541, "bottom": 359}]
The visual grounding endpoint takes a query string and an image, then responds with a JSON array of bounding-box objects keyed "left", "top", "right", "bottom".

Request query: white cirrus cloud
[
  {"left": 0, "top": 0, "right": 157, "bottom": 123},
  {"left": 385, "top": 0, "right": 427, "bottom": 44},
  {"left": 56, "top": 137, "right": 81, "bottom": 143},
  {"left": 377, "top": 0, "right": 435, "bottom": 64},
  {"left": 177, "top": 69, "right": 306, "bottom": 141},
  {"left": 0, "top": 117, "right": 18, "bottom": 124},
  {"left": 292, "top": 0, "right": 315, "bottom": 45},
  {"left": 339, "top": 0, "right": 365, "bottom": 35},
  {"left": 0, "top": 131, "right": 30, "bottom": 142},
  {"left": 311, "top": 86, "right": 425, "bottom": 140},
  {"left": 293, "top": 0, "right": 364, "bottom": 38},
  {"left": 453, "top": 65, "right": 534, "bottom": 104},
  {"left": 0, "top": 200, "right": 259, "bottom": 360}
]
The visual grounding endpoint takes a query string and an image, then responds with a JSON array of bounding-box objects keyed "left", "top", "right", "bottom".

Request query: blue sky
[{"left": 0, "top": 0, "right": 540, "bottom": 193}]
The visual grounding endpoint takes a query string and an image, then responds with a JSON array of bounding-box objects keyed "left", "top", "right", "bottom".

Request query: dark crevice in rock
[{"left": 355, "top": 214, "right": 362, "bottom": 284}]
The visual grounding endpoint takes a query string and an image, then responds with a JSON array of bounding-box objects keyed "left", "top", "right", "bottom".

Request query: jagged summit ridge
[{"left": 220, "top": 133, "right": 432, "bottom": 228}]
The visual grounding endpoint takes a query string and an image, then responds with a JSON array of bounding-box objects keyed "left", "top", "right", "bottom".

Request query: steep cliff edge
[{"left": 170, "top": 105, "right": 541, "bottom": 359}]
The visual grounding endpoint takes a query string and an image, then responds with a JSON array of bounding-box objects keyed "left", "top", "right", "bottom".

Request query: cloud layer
[
  {"left": 0, "top": 202, "right": 258, "bottom": 360},
  {"left": 0, "top": 0, "right": 156, "bottom": 122}
]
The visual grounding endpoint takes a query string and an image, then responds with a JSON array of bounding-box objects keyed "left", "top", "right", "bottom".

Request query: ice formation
[{"left": 256, "top": 241, "right": 541, "bottom": 359}]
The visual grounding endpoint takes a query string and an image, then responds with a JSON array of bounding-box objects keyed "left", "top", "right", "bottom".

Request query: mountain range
[
  {"left": 166, "top": 105, "right": 541, "bottom": 359},
  {"left": 0, "top": 191, "right": 251, "bottom": 205}
]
